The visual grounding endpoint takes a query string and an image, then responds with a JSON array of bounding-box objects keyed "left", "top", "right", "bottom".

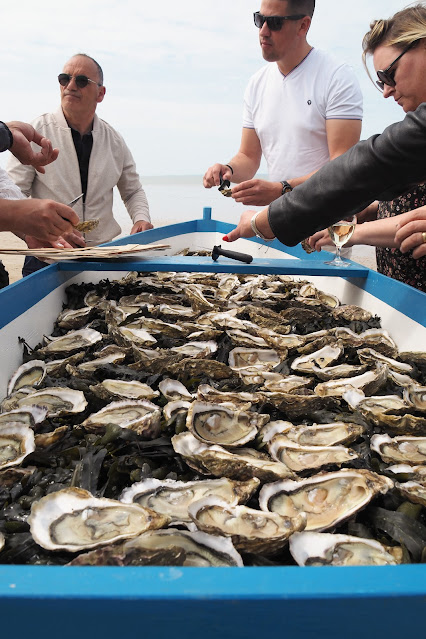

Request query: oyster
[
  {"left": 38, "top": 328, "right": 103, "bottom": 355},
  {"left": 7, "top": 360, "right": 46, "bottom": 395},
  {"left": 291, "top": 344, "right": 343, "bottom": 373},
  {"left": 228, "top": 348, "right": 280, "bottom": 370},
  {"left": 262, "top": 375, "right": 313, "bottom": 393},
  {"left": 395, "top": 480, "right": 426, "bottom": 507},
  {"left": 265, "top": 433, "right": 358, "bottom": 473},
  {"left": 370, "top": 434, "right": 426, "bottom": 465},
  {"left": 404, "top": 386, "right": 426, "bottom": 412},
  {"left": 0, "top": 531, "right": 4, "bottom": 552},
  {"left": 120, "top": 476, "right": 259, "bottom": 524},
  {"left": 56, "top": 306, "right": 93, "bottom": 330},
  {"left": 188, "top": 496, "right": 306, "bottom": 555},
  {"left": 158, "top": 378, "right": 194, "bottom": 401},
  {"left": 82, "top": 400, "right": 161, "bottom": 438},
  {"left": 29, "top": 487, "right": 169, "bottom": 552},
  {"left": 111, "top": 326, "right": 157, "bottom": 348},
  {"left": 34, "top": 425, "right": 69, "bottom": 449},
  {"left": 259, "top": 469, "right": 393, "bottom": 531},
  {"left": 314, "top": 364, "right": 388, "bottom": 397},
  {"left": 0, "top": 423, "right": 35, "bottom": 470},
  {"left": 163, "top": 400, "right": 192, "bottom": 424},
  {"left": 187, "top": 401, "right": 269, "bottom": 447},
  {"left": 289, "top": 532, "right": 401, "bottom": 566},
  {"left": 0, "top": 406, "right": 47, "bottom": 428},
  {"left": 90, "top": 379, "right": 160, "bottom": 402},
  {"left": 261, "top": 420, "right": 364, "bottom": 448},
  {"left": 16, "top": 387, "right": 87, "bottom": 417},
  {"left": 112, "top": 528, "right": 243, "bottom": 566},
  {"left": 170, "top": 341, "right": 218, "bottom": 358},
  {"left": 172, "top": 432, "right": 294, "bottom": 482},
  {"left": 45, "top": 352, "right": 85, "bottom": 377},
  {"left": 357, "top": 347, "right": 415, "bottom": 374}
]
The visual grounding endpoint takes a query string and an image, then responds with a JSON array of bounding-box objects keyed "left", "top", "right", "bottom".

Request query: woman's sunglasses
[
  {"left": 376, "top": 40, "right": 418, "bottom": 91},
  {"left": 253, "top": 11, "right": 306, "bottom": 31},
  {"left": 58, "top": 73, "right": 101, "bottom": 89}
]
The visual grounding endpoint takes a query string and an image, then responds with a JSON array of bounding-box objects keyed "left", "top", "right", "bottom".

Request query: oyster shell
[
  {"left": 114, "top": 528, "right": 243, "bottom": 566},
  {"left": 314, "top": 364, "right": 388, "bottom": 397},
  {"left": 289, "top": 532, "right": 401, "bottom": 566},
  {"left": 90, "top": 379, "right": 160, "bottom": 402},
  {"left": 158, "top": 378, "right": 194, "bottom": 401},
  {"left": 0, "top": 423, "right": 35, "bottom": 470},
  {"left": 188, "top": 496, "right": 306, "bottom": 555},
  {"left": 187, "top": 401, "right": 269, "bottom": 447},
  {"left": 82, "top": 400, "right": 161, "bottom": 438},
  {"left": 395, "top": 480, "right": 426, "bottom": 507},
  {"left": 172, "top": 432, "right": 294, "bottom": 482},
  {"left": 170, "top": 341, "right": 218, "bottom": 358},
  {"left": 111, "top": 326, "right": 157, "bottom": 348},
  {"left": 357, "top": 347, "right": 415, "bottom": 374},
  {"left": 370, "top": 434, "right": 426, "bottom": 465},
  {"left": 404, "top": 386, "right": 426, "bottom": 412},
  {"left": 259, "top": 469, "right": 393, "bottom": 531},
  {"left": 120, "top": 476, "right": 259, "bottom": 524},
  {"left": 16, "top": 387, "right": 87, "bottom": 417},
  {"left": 228, "top": 348, "right": 281, "bottom": 371},
  {"left": 56, "top": 306, "right": 93, "bottom": 330},
  {"left": 7, "top": 360, "right": 46, "bottom": 395},
  {"left": 38, "top": 328, "right": 103, "bottom": 355},
  {"left": 261, "top": 420, "right": 364, "bottom": 447},
  {"left": 291, "top": 344, "right": 343, "bottom": 373},
  {"left": 29, "top": 487, "right": 169, "bottom": 552},
  {"left": 262, "top": 375, "right": 313, "bottom": 393}
]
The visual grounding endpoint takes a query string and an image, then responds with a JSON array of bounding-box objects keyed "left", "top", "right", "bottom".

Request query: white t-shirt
[{"left": 243, "top": 48, "right": 363, "bottom": 181}]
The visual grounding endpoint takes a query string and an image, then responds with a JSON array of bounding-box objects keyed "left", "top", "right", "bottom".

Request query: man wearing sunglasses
[
  {"left": 8, "top": 53, "right": 152, "bottom": 276},
  {"left": 203, "top": 0, "right": 362, "bottom": 211}
]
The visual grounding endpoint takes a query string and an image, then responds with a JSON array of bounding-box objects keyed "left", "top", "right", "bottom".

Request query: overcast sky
[{"left": 1, "top": 0, "right": 408, "bottom": 175}]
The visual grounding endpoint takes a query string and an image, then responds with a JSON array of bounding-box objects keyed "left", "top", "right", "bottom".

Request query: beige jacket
[{"left": 7, "top": 107, "right": 150, "bottom": 246}]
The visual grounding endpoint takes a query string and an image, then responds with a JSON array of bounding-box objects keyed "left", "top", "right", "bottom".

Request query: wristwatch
[{"left": 280, "top": 180, "right": 293, "bottom": 195}]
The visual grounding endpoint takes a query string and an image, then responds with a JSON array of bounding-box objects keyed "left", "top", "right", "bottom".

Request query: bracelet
[
  {"left": 250, "top": 211, "right": 274, "bottom": 242},
  {"left": 0, "top": 122, "right": 13, "bottom": 152},
  {"left": 225, "top": 164, "right": 234, "bottom": 175}
]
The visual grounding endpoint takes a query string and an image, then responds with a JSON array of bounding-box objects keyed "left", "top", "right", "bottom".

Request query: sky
[{"left": 0, "top": 0, "right": 410, "bottom": 176}]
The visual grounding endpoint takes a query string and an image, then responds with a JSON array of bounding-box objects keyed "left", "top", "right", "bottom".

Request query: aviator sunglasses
[
  {"left": 253, "top": 11, "right": 306, "bottom": 31},
  {"left": 376, "top": 40, "right": 418, "bottom": 91},
  {"left": 58, "top": 73, "right": 102, "bottom": 89}
]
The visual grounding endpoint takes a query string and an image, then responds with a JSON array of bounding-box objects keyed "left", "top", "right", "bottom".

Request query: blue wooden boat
[{"left": 0, "top": 209, "right": 425, "bottom": 639}]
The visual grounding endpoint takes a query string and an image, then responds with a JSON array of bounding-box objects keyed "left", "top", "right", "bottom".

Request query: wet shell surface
[
  {"left": 7, "top": 360, "right": 46, "bottom": 396},
  {"left": 16, "top": 387, "right": 87, "bottom": 417},
  {"left": 29, "top": 487, "right": 169, "bottom": 552},
  {"left": 0, "top": 423, "right": 35, "bottom": 470},
  {"left": 82, "top": 400, "right": 161, "bottom": 438}
]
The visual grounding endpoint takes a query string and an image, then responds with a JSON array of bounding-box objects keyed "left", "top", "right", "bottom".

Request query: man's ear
[{"left": 97, "top": 86, "right": 106, "bottom": 104}]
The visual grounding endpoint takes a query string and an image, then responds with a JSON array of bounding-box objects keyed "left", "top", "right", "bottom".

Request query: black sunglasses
[
  {"left": 253, "top": 11, "right": 306, "bottom": 31},
  {"left": 58, "top": 73, "right": 101, "bottom": 89},
  {"left": 376, "top": 40, "right": 418, "bottom": 91}
]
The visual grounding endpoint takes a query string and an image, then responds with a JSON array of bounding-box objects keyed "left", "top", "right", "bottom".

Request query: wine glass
[{"left": 324, "top": 215, "right": 357, "bottom": 267}]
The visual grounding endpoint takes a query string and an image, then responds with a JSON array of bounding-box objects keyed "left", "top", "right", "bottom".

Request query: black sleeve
[
  {"left": 268, "top": 103, "right": 426, "bottom": 246},
  {"left": 0, "top": 122, "right": 13, "bottom": 153}
]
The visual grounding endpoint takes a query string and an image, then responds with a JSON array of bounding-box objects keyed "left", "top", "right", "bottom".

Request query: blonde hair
[{"left": 362, "top": 3, "right": 426, "bottom": 78}]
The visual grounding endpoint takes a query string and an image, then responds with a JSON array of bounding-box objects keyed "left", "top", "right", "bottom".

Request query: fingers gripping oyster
[
  {"left": 0, "top": 423, "right": 35, "bottom": 470},
  {"left": 187, "top": 401, "right": 269, "bottom": 447},
  {"left": 289, "top": 532, "right": 401, "bottom": 567},
  {"left": 82, "top": 400, "right": 161, "bottom": 438},
  {"left": 29, "top": 488, "right": 169, "bottom": 552},
  {"left": 259, "top": 469, "right": 393, "bottom": 531},
  {"left": 188, "top": 496, "right": 306, "bottom": 555},
  {"left": 120, "top": 477, "right": 260, "bottom": 525}
]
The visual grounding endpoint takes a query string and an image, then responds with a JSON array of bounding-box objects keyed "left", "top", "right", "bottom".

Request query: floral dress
[{"left": 377, "top": 184, "right": 426, "bottom": 293}]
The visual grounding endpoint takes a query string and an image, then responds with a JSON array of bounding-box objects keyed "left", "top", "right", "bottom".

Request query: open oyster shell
[
  {"left": 0, "top": 423, "right": 35, "bottom": 470},
  {"left": 0, "top": 531, "right": 4, "bottom": 552},
  {"left": 266, "top": 436, "right": 358, "bottom": 473},
  {"left": 158, "top": 378, "right": 194, "bottom": 401},
  {"left": 259, "top": 469, "right": 393, "bottom": 531},
  {"left": 120, "top": 477, "right": 259, "bottom": 524},
  {"left": 16, "top": 387, "right": 87, "bottom": 417},
  {"left": 82, "top": 400, "right": 161, "bottom": 438},
  {"left": 289, "top": 531, "right": 402, "bottom": 566},
  {"left": 314, "top": 364, "right": 388, "bottom": 397},
  {"left": 29, "top": 487, "right": 169, "bottom": 552},
  {"left": 370, "top": 434, "right": 426, "bottom": 465},
  {"left": 38, "top": 328, "right": 103, "bottom": 356},
  {"left": 187, "top": 401, "right": 269, "bottom": 448},
  {"left": 188, "top": 496, "right": 306, "bottom": 555},
  {"left": 261, "top": 420, "right": 364, "bottom": 448},
  {"left": 7, "top": 360, "right": 46, "bottom": 396},
  {"left": 228, "top": 348, "right": 280, "bottom": 370},
  {"left": 172, "top": 432, "right": 294, "bottom": 482},
  {"left": 89, "top": 379, "right": 160, "bottom": 402}
]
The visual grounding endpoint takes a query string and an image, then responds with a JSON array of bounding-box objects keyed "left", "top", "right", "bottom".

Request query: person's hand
[
  {"left": 203, "top": 163, "right": 233, "bottom": 188},
  {"left": 395, "top": 209, "right": 426, "bottom": 259},
  {"left": 231, "top": 179, "right": 282, "bottom": 206},
  {"left": 130, "top": 221, "right": 154, "bottom": 234},
  {"left": 306, "top": 229, "right": 334, "bottom": 252},
  {"left": 6, "top": 121, "right": 59, "bottom": 173},
  {"left": 223, "top": 210, "right": 257, "bottom": 242},
  {"left": 61, "top": 229, "right": 86, "bottom": 248},
  {"left": 3, "top": 199, "right": 79, "bottom": 244}
]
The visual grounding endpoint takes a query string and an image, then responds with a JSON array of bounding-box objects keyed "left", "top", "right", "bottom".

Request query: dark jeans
[
  {"left": 22, "top": 256, "right": 48, "bottom": 277},
  {"left": 0, "top": 261, "right": 9, "bottom": 289}
]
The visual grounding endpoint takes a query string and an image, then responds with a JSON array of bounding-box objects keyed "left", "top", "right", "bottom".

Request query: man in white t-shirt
[{"left": 203, "top": 0, "right": 363, "bottom": 207}]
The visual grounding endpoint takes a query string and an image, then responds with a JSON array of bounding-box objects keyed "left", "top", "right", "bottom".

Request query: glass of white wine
[{"left": 325, "top": 214, "right": 357, "bottom": 267}]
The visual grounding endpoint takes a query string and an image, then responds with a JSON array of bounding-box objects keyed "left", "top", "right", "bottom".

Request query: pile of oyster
[{"left": 0, "top": 271, "right": 425, "bottom": 568}]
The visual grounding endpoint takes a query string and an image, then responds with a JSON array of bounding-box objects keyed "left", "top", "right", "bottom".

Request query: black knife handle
[{"left": 212, "top": 245, "right": 253, "bottom": 264}]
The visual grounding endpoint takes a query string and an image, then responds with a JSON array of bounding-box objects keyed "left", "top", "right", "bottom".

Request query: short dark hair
[
  {"left": 72, "top": 53, "right": 104, "bottom": 85},
  {"left": 285, "top": 0, "right": 315, "bottom": 18}
]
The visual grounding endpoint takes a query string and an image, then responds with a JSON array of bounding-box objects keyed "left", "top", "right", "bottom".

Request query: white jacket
[{"left": 7, "top": 107, "right": 150, "bottom": 246}]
